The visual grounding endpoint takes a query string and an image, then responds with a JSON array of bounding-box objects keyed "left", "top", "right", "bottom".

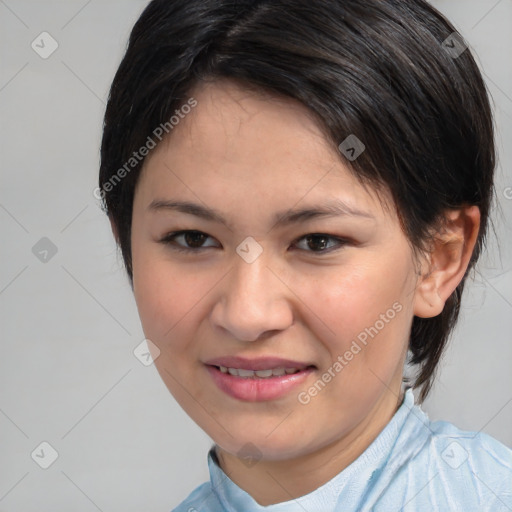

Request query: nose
[{"left": 210, "top": 248, "right": 294, "bottom": 342}]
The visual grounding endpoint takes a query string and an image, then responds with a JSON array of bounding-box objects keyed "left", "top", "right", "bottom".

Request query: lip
[{"left": 204, "top": 357, "right": 316, "bottom": 402}]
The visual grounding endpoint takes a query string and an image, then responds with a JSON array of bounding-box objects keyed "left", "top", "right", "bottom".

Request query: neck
[{"left": 215, "top": 387, "right": 405, "bottom": 506}]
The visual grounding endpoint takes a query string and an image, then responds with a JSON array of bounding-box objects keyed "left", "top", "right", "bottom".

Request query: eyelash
[{"left": 159, "top": 230, "right": 350, "bottom": 255}]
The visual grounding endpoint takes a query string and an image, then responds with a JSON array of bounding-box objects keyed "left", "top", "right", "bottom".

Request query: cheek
[
  {"left": 131, "top": 250, "right": 221, "bottom": 355},
  {"left": 132, "top": 252, "right": 187, "bottom": 344},
  {"left": 310, "top": 264, "right": 408, "bottom": 333},
  {"left": 300, "top": 258, "right": 413, "bottom": 375}
]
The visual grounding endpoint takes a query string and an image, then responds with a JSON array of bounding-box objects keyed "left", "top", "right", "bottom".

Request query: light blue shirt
[{"left": 172, "top": 388, "right": 512, "bottom": 511}]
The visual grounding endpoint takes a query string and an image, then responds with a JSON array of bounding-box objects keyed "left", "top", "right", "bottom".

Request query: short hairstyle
[{"left": 99, "top": 0, "right": 495, "bottom": 403}]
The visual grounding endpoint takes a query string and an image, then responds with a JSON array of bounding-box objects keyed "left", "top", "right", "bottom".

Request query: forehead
[
  {"left": 162, "top": 79, "right": 334, "bottom": 167},
  {"left": 138, "top": 79, "right": 393, "bottom": 221}
]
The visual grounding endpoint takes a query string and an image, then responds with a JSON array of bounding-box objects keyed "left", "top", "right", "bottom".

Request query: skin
[{"left": 120, "top": 78, "right": 480, "bottom": 506}]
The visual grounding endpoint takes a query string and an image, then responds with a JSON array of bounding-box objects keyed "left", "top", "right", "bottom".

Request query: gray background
[{"left": 0, "top": 1, "right": 511, "bottom": 510}]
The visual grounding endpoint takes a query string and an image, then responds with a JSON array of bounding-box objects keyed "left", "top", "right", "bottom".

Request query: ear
[
  {"left": 109, "top": 215, "right": 120, "bottom": 245},
  {"left": 413, "top": 206, "right": 480, "bottom": 318}
]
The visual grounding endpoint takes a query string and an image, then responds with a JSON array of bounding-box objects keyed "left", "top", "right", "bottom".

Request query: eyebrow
[{"left": 148, "top": 198, "right": 375, "bottom": 229}]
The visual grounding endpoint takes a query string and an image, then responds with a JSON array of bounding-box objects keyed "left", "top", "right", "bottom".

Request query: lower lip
[{"left": 206, "top": 365, "right": 315, "bottom": 402}]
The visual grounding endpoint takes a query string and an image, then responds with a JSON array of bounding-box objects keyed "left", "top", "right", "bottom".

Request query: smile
[
  {"left": 206, "top": 364, "right": 316, "bottom": 401},
  {"left": 217, "top": 366, "right": 303, "bottom": 378}
]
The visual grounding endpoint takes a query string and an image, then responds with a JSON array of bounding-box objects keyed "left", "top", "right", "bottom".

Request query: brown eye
[
  {"left": 181, "top": 231, "right": 208, "bottom": 248},
  {"left": 160, "top": 230, "right": 218, "bottom": 252},
  {"left": 294, "top": 234, "right": 348, "bottom": 253}
]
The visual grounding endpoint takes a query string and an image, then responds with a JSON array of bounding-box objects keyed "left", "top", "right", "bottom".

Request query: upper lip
[{"left": 204, "top": 356, "right": 315, "bottom": 371}]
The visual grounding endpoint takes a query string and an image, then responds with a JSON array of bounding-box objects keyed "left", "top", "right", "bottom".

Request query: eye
[
  {"left": 160, "top": 230, "right": 219, "bottom": 253},
  {"left": 292, "top": 233, "right": 348, "bottom": 253},
  {"left": 159, "top": 230, "right": 349, "bottom": 254}
]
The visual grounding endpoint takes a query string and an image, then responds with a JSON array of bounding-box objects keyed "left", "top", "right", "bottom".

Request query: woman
[{"left": 98, "top": 0, "right": 512, "bottom": 509}]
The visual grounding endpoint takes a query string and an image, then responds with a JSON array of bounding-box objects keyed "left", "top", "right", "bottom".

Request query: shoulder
[
  {"left": 170, "top": 482, "right": 220, "bottom": 512},
  {"left": 392, "top": 418, "right": 512, "bottom": 510},
  {"left": 432, "top": 421, "right": 512, "bottom": 509},
  {"left": 428, "top": 418, "right": 512, "bottom": 472},
  {"left": 374, "top": 404, "right": 512, "bottom": 512}
]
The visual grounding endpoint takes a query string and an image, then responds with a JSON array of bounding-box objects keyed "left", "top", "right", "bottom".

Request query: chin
[{"left": 213, "top": 429, "right": 315, "bottom": 462}]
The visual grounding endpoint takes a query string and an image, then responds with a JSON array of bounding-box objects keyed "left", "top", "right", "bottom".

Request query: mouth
[
  {"left": 211, "top": 365, "right": 313, "bottom": 378},
  {"left": 204, "top": 359, "right": 317, "bottom": 402}
]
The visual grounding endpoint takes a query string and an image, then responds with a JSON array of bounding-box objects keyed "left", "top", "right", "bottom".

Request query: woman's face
[{"left": 130, "top": 79, "right": 421, "bottom": 461}]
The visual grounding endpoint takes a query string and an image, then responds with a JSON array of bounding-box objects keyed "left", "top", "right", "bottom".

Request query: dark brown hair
[{"left": 99, "top": 0, "right": 495, "bottom": 403}]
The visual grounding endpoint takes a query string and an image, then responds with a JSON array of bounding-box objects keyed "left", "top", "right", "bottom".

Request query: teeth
[
  {"left": 255, "top": 369, "right": 273, "bottom": 377},
  {"left": 238, "top": 368, "right": 257, "bottom": 377},
  {"left": 217, "top": 366, "right": 302, "bottom": 378}
]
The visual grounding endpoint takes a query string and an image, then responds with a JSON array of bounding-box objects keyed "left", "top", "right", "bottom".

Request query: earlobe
[{"left": 413, "top": 206, "right": 480, "bottom": 318}]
